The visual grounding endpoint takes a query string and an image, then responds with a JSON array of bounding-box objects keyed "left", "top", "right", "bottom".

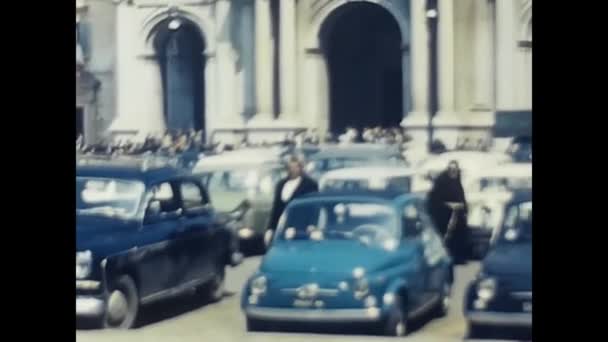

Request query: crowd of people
[{"left": 75, "top": 126, "right": 459, "bottom": 162}]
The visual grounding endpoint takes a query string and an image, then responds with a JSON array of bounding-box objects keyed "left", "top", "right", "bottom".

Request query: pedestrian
[
  {"left": 426, "top": 160, "right": 469, "bottom": 264},
  {"left": 266, "top": 156, "right": 319, "bottom": 246}
]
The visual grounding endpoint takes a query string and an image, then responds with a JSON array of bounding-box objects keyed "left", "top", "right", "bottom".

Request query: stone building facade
[{"left": 78, "top": 0, "right": 532, "bottom": 147}]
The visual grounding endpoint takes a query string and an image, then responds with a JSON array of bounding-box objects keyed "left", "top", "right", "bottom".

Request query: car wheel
[
  {"left": 103, "top": 275, "right": 139, "bottom": 329},
  {"left": 382, "top": 295, "right": 409, "bottom": 336},
  {"left": 246, "top": 317, "right": 268, "bottom": 332},
  {"left": 201, "top": 262, "right": 226, "bottom": 303},
  {"left": 467, "top": 322, "right": 487, "bottom": 339},
  {"left": 434, "top": 282, "right": 452, "bottom": 317}
]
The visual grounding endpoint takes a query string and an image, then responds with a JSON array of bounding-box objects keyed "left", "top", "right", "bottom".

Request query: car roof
[
  {"left": 294, "top": 189, "right": 419, "bottom": 205},
  {"left": 417, "top": 151, "right": 512, "bottom": 172},
  {"left": 321, "top": 166, "right": 416, "bottom": 181},
  {"left": 76, "top": 156, "right": 187, "bottom": 185},
  {"left": 192, "top": 150, "right": 282, "bottom": 171},
  {"left": 312, "top": 144, "right": 401, "bottom": 159},
  {"left": 469, "top": 162, "right": 532, "bottom": 179}
]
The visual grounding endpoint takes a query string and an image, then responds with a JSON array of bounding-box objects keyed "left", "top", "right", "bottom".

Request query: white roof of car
[
  {"left": 470, "top": 162, "right": 532, "bottom": 179},
  {"left": 321, "top": 166, "right": 416, "bottom": 182},
  {"left": 193, "top": 150, "right": 280, "bottom": 171},
  {"left": 417, "top": 151, "right": 512, "bottom": 173}
]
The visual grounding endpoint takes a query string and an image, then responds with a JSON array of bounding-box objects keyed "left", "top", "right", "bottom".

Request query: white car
[
  {"left": 319, "top": 166, "right": 423, "bottom": 193},
  {"left": 192, "top": 151, "right": 287, "bottom": 251},
  {"left": 465, "top": 162, "right": 532, "bottom": 258},
  {"left": 415, "top": 151, "right": 513, "bottom": 193}
]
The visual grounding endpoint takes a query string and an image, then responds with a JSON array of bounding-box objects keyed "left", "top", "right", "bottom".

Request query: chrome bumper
[
  {"left": 466, "top": 311, "right": 532, "bottom": 327},
  {"left": 245, "top": 307, "right": 382, "bottom": 323},
  {"left": 76, "top": 296, "right": 105, "bottom": 317}
]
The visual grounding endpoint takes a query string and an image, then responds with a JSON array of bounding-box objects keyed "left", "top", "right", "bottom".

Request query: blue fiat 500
[
  {"left": 241, "top": 191, "right": 453, "bottom": 336},
  {"left": 464, "top": 191, "right": 532, "bottom": 338}
]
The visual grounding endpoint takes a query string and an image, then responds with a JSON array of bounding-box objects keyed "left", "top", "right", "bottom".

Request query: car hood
[
  {"left": 482, "top": 242, "right": 531, "bottom": 278},
  {"left": 76, "top": 214, "right": 139, "bottom": 256},
  {"left": 261, "top": 240, "right": 416, "bottom": 275}
]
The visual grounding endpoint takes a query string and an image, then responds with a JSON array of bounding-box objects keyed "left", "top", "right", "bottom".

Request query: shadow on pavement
[
  {"left": 76, "top": 290, "right": 236, "bottom": 331},
  {"left": 252, "top": 310, "right": 445, "bottom": 337},
  {"left": 465, "top": 326, "right": 532, "bottom": 341}
]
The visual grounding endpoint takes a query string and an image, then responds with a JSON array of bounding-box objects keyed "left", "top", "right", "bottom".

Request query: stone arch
[
  {"left": 139, "top": 8, "right": 215, "bottom": 56},
  {"left": 305, "top": 0, "right": 409, "bottom": 50}
]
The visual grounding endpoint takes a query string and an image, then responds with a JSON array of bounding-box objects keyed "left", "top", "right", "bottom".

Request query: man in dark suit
[{"left": 265, "top": 156, "right": 318, "bottom": 245}]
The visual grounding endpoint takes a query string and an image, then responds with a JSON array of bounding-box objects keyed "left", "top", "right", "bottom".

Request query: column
[
  {"left": 113, "top": 3, "right": 164, "bottom": 140},
  {"left": 279, "top": 0, "right": 297, "bottom": 122},
  {"left": 304, "top": 50, "right": 328, "bottom": 133},
  {"left": 437, "top": 0, "right": 455, "bottom": 115},
  {"left": 216, "top": 0, "right": 239, "bottom": 127},
  {"left": 241, "top": 1, "right": 256, "bottom": 119},
  {"left": 138, "top": 57, "right": 165, "bottom": 135},
  {"left": 495, "top": 0, "right": 517, "bottom": 111},
  {"left": 472, "top": 1, "right": 493, "bottom": 110},
  {"left": 255, "top": 0, "right": 274, "bottom": 120},
  {"left": 405, "top": 0, "right": 428, "bottom": 122},
  {"left": 204, "top": 53, "right": 217, "bottom": 142}
]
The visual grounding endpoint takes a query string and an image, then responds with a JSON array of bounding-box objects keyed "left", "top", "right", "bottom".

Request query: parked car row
[{"left": 76, "top": 143, "right": 531, "bottom": 337}]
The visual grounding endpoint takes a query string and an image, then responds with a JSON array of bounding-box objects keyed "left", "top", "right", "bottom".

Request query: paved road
[{"left": 77, "top": 257, "right": 524, "bottom": 342}]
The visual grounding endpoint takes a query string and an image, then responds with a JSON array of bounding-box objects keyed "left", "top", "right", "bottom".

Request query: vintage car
[
  {"left": 306, "top": 144, "right": 409, "bottom": 180},
  {"left": 464, "top": 191, "right": 532, "bottom": 338},
  {"left": 76, "top": 156, "right": 242, "bottom": 329},
  {"left": 466, "top": 163, "right": 532, "bottom": 259},
  {"left": 319, "top": 166, "right": 425, "bottom": 193},
  {"left": 192, "top": 150, "right": 287, "bottom": 252},
  {"left": 415, "top": 150, "right": 513, "bottom": 188},
  {"left": 242, "top": 190, "right": 454, "bottom": 336}
]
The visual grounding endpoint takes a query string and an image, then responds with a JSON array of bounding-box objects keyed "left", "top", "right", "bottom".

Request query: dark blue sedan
[
  {"left": 241, "top": 190, "right": 453, "bottom": 336},
  {"left": 76, "top": 156, "right": 242, "bottom": 329},
  {"left": 464, "top": 191, "right": 532, "bottom": 338}
]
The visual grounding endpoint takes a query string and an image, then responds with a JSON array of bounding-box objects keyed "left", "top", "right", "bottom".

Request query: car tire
[
  {"left": 381, "top": 295, "right": 409, "bottom": 336},
  {"left": 246, "top": 317, "right": 268, "bottom": 332},
  {"left": 467, "top": 322, "right": 487, "bottom": 339},
  {"left": 199, "top": 261, "right": 226, "bottom": 303},
  {"left": 434, "top": 282, "right": 452, "bottom": 318},
  {"left": 103, "top": 275, "right": 139, "bottom": 329}
]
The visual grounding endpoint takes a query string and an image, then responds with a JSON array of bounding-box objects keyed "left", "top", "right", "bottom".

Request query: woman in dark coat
[{"left": 427, "top": 160, "right": 469, "bottom": 264}]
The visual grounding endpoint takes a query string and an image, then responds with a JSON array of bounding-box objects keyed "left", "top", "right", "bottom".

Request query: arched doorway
[
  {"left": 153, "top": 18, "right": 206, "bottom": 134},
  {"left": 320, "top": 3, "right": 403, "bottom": 135}
]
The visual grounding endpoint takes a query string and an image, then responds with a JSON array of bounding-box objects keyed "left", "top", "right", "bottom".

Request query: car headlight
[
  {"left": 250, "top": 275, "right": 267, "bottom": 296},
  {"left": 354, "top": 278, "right": 369, "bottom": 299},
  {"left": 76, "top": 250, "right": 93, "bottom": 279},
  {"left": 477, "top": 277, "right": 497, "bottom": 300}
]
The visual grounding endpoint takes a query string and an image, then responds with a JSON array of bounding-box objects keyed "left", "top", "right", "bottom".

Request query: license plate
[
  {"left": 523, "top": 302, "right": 532, "bottom": 312},
  {"left": 293, "top": 299, "right": 314, "bottom": 308}
]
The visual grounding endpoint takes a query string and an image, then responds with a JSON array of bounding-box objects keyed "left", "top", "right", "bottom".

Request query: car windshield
[
  {"left": 76, "top": 177, "right": 145, "bottom": 218},
  {"left": 498, "top": 201, "right": 532, "bottom": 243},
  {"left": 201, "top": 169, "right": 273, "bottom": 211},
  {"left": 276, "top": 200, "right": 399, "bottom": 248}
]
